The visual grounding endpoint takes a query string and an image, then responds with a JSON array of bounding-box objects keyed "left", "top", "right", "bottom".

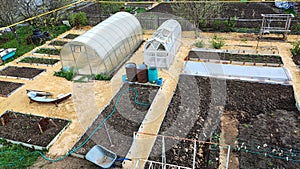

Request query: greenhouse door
[{"left": 70, "top": 45, "right": 93, "bottom": 75}]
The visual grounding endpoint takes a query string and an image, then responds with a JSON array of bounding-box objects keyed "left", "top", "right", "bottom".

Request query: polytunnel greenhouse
[
  {"left": 60, "top": 12, "right": 143, "bottom": 76},
  {"left": 144, "top": 19, "right": 181, "bottom": 69}
]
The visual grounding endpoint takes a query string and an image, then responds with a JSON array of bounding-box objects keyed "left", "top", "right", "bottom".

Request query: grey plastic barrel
[
  {"left": 125, "top": 62, "right": 137, "bottom": 82},
  {"left": 137, "top": 64, "right": 148, "bottom": 83}
]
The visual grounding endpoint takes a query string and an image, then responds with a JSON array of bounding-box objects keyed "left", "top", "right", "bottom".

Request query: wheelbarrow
[{"left": 85, "top": 145, "right": 131, "bottom": 168}]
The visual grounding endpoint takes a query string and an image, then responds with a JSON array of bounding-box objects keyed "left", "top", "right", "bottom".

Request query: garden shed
[
  {"left": 144, "top": 19, "right": 181, "bottom": 69},
  {"left": 60, "top": 12, "right": 143, "bottom": 76}
]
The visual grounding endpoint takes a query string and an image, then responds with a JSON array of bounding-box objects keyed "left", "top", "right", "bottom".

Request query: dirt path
[{"left": 219, "top": 111, "right": 239, "bottom": 169}]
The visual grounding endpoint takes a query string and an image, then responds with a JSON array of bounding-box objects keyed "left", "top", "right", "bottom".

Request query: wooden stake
[
  {"left": 1, "top": 117, "right": 5, "bottom": 126},
  {"left": 38, "top": 118, "right": 50, "bottom": 133},
  {"left": 49, "top": 119, "right": 57, "bottom": 127},
  {"left": 1, "top": 113, "right": 10, "bottom": 126},
  {"left": 38, "top": 123, "right": 43, "bottom": 134}
]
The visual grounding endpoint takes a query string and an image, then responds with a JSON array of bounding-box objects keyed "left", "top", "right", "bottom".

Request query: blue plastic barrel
[{"left": 148, "top": 67, "right": 158, "bottom": 83}]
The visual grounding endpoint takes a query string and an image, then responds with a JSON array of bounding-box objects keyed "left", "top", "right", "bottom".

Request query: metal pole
[
  {"left": 103, "top": 123, "right": 113, "bottom": 146},
  {"left": 162, "top": 136, "right": 166, "bottom": 169},
  {"left": 225, "top": 145, "right": 231, "bottom": 169},
  {"left": 133, "top": 132, "right": 138, "bottom": 169},
  {"left": 192, "top": 140, "right": 197, "bottom": 169}
]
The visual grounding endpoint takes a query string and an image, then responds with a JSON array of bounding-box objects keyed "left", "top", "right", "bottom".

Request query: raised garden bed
[
  {"left": 48, "top": 40, "right": 68, "bottom": 46},
  {"left": 35, "top": 48, "right": 61, "bottom": 55},
  {"left": 188, "top": 49, "right": 283, "bottom": 66},
  {"left": 0, "top": 81, "right": 24, "bottom": 97},
  {"left": 0, "top": 110, "right": 70, "bottom": 150},
  {"left": 63, "top": 34, "right": 80, "bottom": 39},
  {"left": 73, "top": 83, "right": 159, "bottom": 157},
  {"left": 148, "top": 75, "right": 299, "bottom": 168},
  {"left": 0, "top": 66, "right": 46, "bottom": 79},
  {"left": 18, "top": 57, "right": 60, "bottom": 66}
]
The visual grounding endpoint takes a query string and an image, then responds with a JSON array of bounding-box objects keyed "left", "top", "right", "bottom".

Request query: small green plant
[
  {"left": 211, "top": 34, "right": 225, "bottom": 49},
  {"left": 54, "top": 68, "right": 75, "bottom": 81},
  {"left": 241, "top": 38, "right": 248, "bottom": 43},
  {"left": 94, "top": 73, "right": 111, "bottom": 81},
  {"left": 290, "top": 40, "right": 300, "bottom": 57},
  {"left": 69, "top": 12, "right": 88, "bottom": 27},
  {"left": 267, "top": 162, "right": 273, "bottom": 167},
  {"left": 269, "top": 112, "right": 276, "bottom": 117},
  {"left": 243, "top": 123, "right": 250, "bottom": 128},
  {"left": 224, "top": 16, "right": 238, "bottom": 32},
  {"left": 193, "top": 40, "right": 204, "bottom": 48},
  {"left": 291, "top": 22, "right": 300, "bottom": 34},
  {"left": 212, "top": 19, "right": 222, "bottom": 30},
  {"left": 208, "top": 159, "right": 213, "bottom": 166}
]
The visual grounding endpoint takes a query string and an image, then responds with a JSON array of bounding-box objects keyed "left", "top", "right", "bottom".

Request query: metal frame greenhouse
[
  {"left": 60, "top": 12, "right": 143, "bottom": 76},
  {"left": 144, "top": 19, "right": 181, "bottom": 69}
]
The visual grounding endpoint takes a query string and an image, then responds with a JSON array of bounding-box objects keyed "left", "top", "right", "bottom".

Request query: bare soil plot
[
  {"left": 0, "top": 66, "right": 45, "bottom": 79},
  {"left": 0, "top": 110, "right": 70, "bottom": 149},
  {"left": 0, "top": 80, "right": 24, "bottom": 97}
]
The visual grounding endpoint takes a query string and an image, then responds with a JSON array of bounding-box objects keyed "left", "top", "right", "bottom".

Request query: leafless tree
[
  {"left": 0, "top": 0, "right": 21, "bottom": 43},
  {"left": 17, "top": 0, "right": 72, "bottom": 27},
  {"left": 171, "top": 1, "right": 223, "bottom": 37},
  {"left": 0, "top": 0, "right": 19, "bottom": 27}
]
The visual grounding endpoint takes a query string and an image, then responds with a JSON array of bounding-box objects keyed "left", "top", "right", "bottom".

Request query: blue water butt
[{"left": 148, "top": 67, "right": 158, "bottom": 83}]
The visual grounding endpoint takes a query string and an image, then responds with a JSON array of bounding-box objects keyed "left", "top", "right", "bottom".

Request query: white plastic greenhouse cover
[
  {"left": 144, "top": 19, "right": 181, "bottom": 69},
  {"left": 60, "top": 12, "right": 143, "bottom": 75},
  {"left": 183, "top": 61, "right": 292, "bottom": 84}
]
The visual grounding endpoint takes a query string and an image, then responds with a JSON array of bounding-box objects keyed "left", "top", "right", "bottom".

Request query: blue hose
[{"left": 37, "top": 87, "right": 149, "bottom": 162}]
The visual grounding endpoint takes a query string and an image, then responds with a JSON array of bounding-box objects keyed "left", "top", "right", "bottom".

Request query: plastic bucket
[
  {"left": 122, "top": 75, "right": 127, "bottom": 82},
  {"left": 137, "top": 64, "right": 148, "bottom": 83},
  {"left": 156, "top": 78, "right": 163, "bottom": 85},
  {"left": 125, "top": 63, "right": 137, "bottom": 82}
]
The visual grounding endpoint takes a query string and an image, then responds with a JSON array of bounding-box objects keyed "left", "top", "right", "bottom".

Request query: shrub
[
  {"left": 291, "top": 22, "right": 300, "bottom": 34},
  {"left": 54, "top": 68, "right": 75, "bottom": 81},
  {"left": 211, "top": 34, "right": 225, "bottom": 49},
  {"left": 193, "top": 40, "right": 204, "bottom": 48},
  {"left": 223, "top": 16, "right": 237, "bottom": 32},
  {"left": 69, "top": 12, "right": 88, "bottom": 27},
  {"left": 291, "top": 40, "right": 300, "bottom": 56}
]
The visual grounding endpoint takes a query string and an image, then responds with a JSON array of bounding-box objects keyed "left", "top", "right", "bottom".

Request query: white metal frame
[
  {"left": 259, "top": 14, "right": 294, "bottom": 40},
  {"left": 132, "top": 132, "right": 231, "bottom": 169}
]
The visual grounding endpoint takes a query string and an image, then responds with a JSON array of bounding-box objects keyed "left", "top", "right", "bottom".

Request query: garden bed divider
[{"left": 32, "top": 52, "right": 60, "bottom": 57}]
